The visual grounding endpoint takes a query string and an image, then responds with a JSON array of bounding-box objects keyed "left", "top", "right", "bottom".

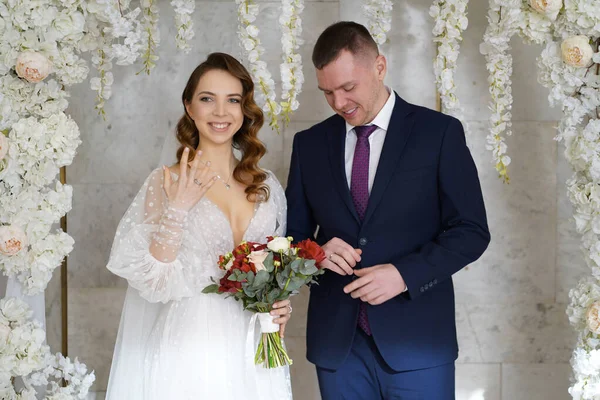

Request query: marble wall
[{"left": 47, "top": 0, "right": 588, "bottom": 398}]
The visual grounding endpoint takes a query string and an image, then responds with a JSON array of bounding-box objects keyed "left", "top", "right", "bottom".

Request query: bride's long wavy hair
[{"left": 176, "top": 52, "right": 269, "bottom": 201}]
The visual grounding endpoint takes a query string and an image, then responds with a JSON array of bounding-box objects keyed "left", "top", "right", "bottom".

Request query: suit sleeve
[
  {"left": 393, "top": 118, "right": 491, "bottom": 300},
  {"left": 285, "top": 132, "right": 317, "bottom": 243}
]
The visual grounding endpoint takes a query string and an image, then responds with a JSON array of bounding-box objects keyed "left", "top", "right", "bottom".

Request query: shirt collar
[{"left": 345, "top": 87, "right": 396, "bottom": 135}]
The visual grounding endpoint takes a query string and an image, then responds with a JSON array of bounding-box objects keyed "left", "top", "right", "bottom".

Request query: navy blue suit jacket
[{"left": 285, "top": 93, "right": 490, "bottom": 372}]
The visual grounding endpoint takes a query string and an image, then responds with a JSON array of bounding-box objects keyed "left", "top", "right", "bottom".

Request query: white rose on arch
[
  {"left": 15, "top": 51, "right": 52, "bottom": 83},
  {"left": 561, "top": 36, "right": 594, "bottom": 68},
  {"left": 529, "top": 0, "right": 562, "bottom": 20}
]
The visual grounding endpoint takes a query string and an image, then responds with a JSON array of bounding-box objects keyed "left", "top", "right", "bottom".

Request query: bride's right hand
[{"left": 162, "top": 148, "right": 218, "bottom": 212}]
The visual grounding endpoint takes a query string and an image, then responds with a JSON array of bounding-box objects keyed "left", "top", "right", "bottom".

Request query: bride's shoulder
[{"left": 262, "top": 169, "right": 283, "bottom": 189}]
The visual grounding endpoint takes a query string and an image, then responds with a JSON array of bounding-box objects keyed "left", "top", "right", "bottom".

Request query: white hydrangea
[
  {"left": 430, "top": 0, "right": 469, "bottom": 143},
  {"left": 363, "top": 0, "right": 393, "bottom": 45}
]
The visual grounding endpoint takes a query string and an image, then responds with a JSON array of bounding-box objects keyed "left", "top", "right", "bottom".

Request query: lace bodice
[{"left": 107, "top": 168, "right": 287, "bottom": 303}]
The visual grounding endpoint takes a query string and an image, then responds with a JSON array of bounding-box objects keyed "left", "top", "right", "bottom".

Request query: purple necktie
[{"left": 350, "top": 124, "right": 377, "bottom": 336}]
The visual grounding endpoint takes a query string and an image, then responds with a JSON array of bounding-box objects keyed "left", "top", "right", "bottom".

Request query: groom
[{"left": 286, "top": 22, "right": 490, "bottom": 399}]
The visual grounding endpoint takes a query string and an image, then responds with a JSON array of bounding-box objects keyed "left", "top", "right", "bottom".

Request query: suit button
[
  {"left": 420, "top": 287, "right": 425, "bottom": 293},
  {"left": 429, "top": 282, "right": 434, "bottom": 288},
  {"left": 359, "top": 237, "right": 368, "bottom": 246},
  {"left": 433, "top": 279, "right": 438, "bottom": 284}
]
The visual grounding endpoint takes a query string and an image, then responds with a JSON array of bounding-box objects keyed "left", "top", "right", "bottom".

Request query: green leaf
[
  {"left": 268, "top": 288, "right": 282, "bottom": 301},
  {"left": 264, "top": 253, "right": 275, "bottom": 272},
  {"left": 243, "top": 285, "right": 258, "bottom": 298},
  {"left": 201, "top": 284, "right": 220, "bottom": 294},
  {"left": 276, "top": 273, "right": 288, "bottom": 288},
  {"left": 254, "top": 270, "right": 270, "bottom": 288},
  {"left": 286, "top": 276, "right": 306, "bottom": 293},
  {"left": 246, "top": 271, "right": 255, "bottom": 285},
  {"left": 290, "top": 259, "right": 303, "bottom": 273},
  {"left": 299, "top": 260, "right": 318, "bottom": 275}
]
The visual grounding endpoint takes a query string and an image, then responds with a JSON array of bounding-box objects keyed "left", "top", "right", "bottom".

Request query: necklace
[{"left": 198, "top": 158, "right": 235, "bottom": 190}]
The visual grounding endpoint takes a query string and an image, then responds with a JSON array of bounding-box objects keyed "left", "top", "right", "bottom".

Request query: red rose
[{"left": 296, "top": 239, "right": 326, "bottom": 267}]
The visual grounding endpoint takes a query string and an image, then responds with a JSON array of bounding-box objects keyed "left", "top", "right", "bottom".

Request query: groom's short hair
[{"left": 312, "top": 21, "right": 379, "bottom": 70}]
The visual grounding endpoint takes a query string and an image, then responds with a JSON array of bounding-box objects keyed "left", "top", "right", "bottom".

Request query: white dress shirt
[{"left": 344, "top": 89, "right": 396, "bottom": 193}]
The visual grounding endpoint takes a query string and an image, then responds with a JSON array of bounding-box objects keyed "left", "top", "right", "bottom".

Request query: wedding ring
[
  {"left": 329, "top": 253, "right": 335, "bottom": 260},
  {"left": 287, "top": 305, "right": 293, "bottom": 314},
  {"left": 193, "top": 179, "right": 202, "bottom": 186}
]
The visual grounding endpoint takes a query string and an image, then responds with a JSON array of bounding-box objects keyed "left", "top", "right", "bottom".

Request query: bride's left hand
[{"left": 271, "top": 299, "right": 292, "bottom": 338}]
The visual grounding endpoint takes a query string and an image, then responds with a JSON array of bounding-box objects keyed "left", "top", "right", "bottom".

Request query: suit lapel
[
  {"left": 326, "top": 116, "right": 361, "bottom": 224},
  {"left": 363, "top": 94, "right": 415, "bottom": 226}
]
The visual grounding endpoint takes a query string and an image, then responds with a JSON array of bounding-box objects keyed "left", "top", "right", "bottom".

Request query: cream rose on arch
[
  {"left": 529, "top": 0, "right": 562, "bottom": 19},
  {"left": 587, "top": 301, "right": 600, "bottom": 335},
  {"left": 0, "top": 225, "right": 28, "bottom": 256},
  {"left": 561, "top": 36, "right": 594, "bottom": 68},
  {"left": 15, "top": 52, "right": 52, "bottom": 83}
]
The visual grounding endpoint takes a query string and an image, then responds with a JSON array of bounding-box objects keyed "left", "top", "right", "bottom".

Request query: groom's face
[{"left": 316, "top": 49, "right": 386, "bottom": 126}]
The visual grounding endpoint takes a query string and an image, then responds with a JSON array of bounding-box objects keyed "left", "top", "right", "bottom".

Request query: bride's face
[{"left": 185, "top": 69, "right": 244, "bottom": 147}]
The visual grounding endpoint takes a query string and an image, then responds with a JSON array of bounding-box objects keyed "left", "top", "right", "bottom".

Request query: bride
[{"left": 105, "top": 52, "right": 293, "bottom": 399}]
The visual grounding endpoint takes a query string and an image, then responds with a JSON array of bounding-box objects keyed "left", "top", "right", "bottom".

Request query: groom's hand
[
  {"left": 343, "top": 264, "right": 407, "bottom": 305},
  {"left": 321, "top": 238, "right": 362, "bottom": 275}
]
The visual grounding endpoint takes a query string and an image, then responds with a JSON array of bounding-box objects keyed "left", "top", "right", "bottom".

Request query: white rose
[
  {"left": 248, "top": 250, "right": 269, "bottom": 272},
  {"left": 224, "top": 258, "right": 233, "bottom": 271},
  {"left": 0, "top": 297, "right": 31, "bottom": 322},
  {"left": 15, "top": 52, "right": 52, "bottom": 83},
  {"left": 52, "top": 11, "right": 85, "bottom": 41},
  {"left": 0, "top": 133, "right": 7, "bottom": 160},
  {"left": 561, "top": 36, "right": 594, "bottom": 68},
  {"left": 588, "top": 301, "right": 600, "bottom": 334},
  {"left": 0, "top": 225, "right": 28, "bottom": 256},
  {"left": 530, "top": 0, "right": 562, "bottom": 18},
  {"left": 267, "top": 237, "right": 290, "bottom": 253},
  {"left": 0, "top": 323, "right": 9, "bottom": 346}
]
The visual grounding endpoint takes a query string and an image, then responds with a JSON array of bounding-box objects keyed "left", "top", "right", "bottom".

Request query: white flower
[
  {"left": 561, "top": 36, "right": 594, "bottom": 68},
  {"left": 248, "top": 250, "right": 269, "bottom": 272},
  {"left": 0, "top": 225, "right": 28, "bottom": 256},
  {"left": 587, "top": 301, "right": 600, "bottom": 334},
  {"left": 236, "top": 0, "right": 304, "bottom": 133},
  {"left": 431, "top": 0, "right": 469, "bottom": 144},
  {"left": 15, "top": 52, "right": 52, "bottom": 83},
  {"left": 0, "top": 297, "right": 31, "bottom": 324},
  {"left": 0, "top": 134, "right": 7, "bottom": 160},
  {"left": 224, "top": 258, "right": 233, "bottom": 271},
  {"left": 363, "top": 0, "right": 393, "bottom": 45},
  {"left": 267, "top": 237, "right": 290, "bottom": 252},
  {"left": 0, "top": 322, "right": 10, "bottom": 346},
  {"left": 529, "top": 0, "right": 563, "bottom": 19}
]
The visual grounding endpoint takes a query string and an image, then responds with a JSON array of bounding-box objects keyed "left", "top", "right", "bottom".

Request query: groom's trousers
[{"left": 316, "top": 328, "right": 455, "bottom": 400}]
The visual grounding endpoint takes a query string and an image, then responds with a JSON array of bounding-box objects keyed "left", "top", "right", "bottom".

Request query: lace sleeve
[
  {"left": 106, "top": 168, "right": 197, "bottom": 303},
  {"left": 269, "top": 172, "right": 287, "bottom": 238}
]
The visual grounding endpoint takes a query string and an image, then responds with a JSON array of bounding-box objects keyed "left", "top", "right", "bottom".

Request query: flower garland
[
  {"left": 236, "top": 0, "right": 305, "bottom": 133},
  {"left": 482, "top": 0, "right": 600, "bottom": 396},
  {"left": 480, "top": 0, "right": 523, "bottom": 183},
  {"left": 0, "top": 298, "right": 95, "bottom": 399},
  {"left": 171, "top": 0, "right": 195, "bottom": 54},
  {"left": 363, "top": 0, "right": 394, "bottom": 45},
  {"left": 0, "top": 0, "right": 84, "bottom": 296},
  {"left": 430, "top": 0, "right": 469, "bottom": 143}
]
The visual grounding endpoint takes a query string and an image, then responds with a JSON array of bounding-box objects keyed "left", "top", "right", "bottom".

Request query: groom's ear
[{"left": 375, "top": 55, "right": 387, "bottom": 81}]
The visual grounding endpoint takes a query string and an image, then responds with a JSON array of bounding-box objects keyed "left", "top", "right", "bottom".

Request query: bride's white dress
[{"left": 105, "top": 168, "right": 292, "bottom": 400}]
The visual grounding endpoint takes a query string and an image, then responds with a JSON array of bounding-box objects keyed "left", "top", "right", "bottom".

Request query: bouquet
[{"left": 202, "top": 236, "right": 326, "bottom": 368}]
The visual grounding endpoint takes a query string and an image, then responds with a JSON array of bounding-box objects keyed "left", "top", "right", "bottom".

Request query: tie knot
[{"left": 354, "top": 125, "right": 377, "bottom": 139}]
